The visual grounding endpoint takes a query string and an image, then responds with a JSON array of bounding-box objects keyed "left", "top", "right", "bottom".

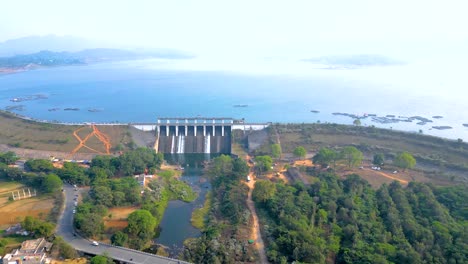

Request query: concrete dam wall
[
  {"left": 157, "top": 126, "right": 231, "bottom": 154},
  {"left": 154, "top": 118, "right": 232, "bottom": 154}
]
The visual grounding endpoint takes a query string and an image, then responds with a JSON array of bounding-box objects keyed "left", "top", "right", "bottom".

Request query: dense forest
[
  {"left": 254, "top": 172, "right": 468, "bottom": 264},
  {"left": 182, "top": 155, "right": 255, "bottom": 263}
]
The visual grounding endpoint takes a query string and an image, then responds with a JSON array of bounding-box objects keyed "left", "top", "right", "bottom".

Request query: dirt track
[{"left": 245, "top": 171, "right": 269, "bottom": 264}]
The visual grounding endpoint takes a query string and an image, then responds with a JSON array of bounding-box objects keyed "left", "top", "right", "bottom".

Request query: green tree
[
  {"left": 22, "top": 216, "right": 38, "bottom": 232},
  {"left": 232, "top": 158, "right": 249, "bottom": 180},
  {"left": 252, "top": 180, "right": 276, "bottom": 202},
  {"left": 293, "top": 146, "right": 307, "bottom": 159},
  {"left": 209, "top": 155, "right": 233, "bottom": 177},
  {"left": 24, "top": 159, "right": 54, "bottom": 172},
  {"left": 1, "top": 167, "right": 23, "bottom": 180},
  {"left": 90, "top": 255, "right": 112, "bottom": 264},
  {"left": 254, "top": 155, "right": 273, "bottom": 175},
  {"left": 35, "top": 221, "right": 55, "bottom": 238},
  {"left": 54, "top": 236, "right": 78, "bottom": 259},
  {"left": 111, "top": 231, "right": 128, "bottom": 246},
  {"left": 394, "top": 152, "right": 416, "bottom": 171},
  {"left": 74, "top": 212, "right": 104, "bottom": 237},
  {"left": 41, "top": 174, "right": 63, "bottom": 193},
  {"left": 92, "top": 185, "right": 114, "bottom": 207},
  {"left": 313, "top": 148, "right": 338, "bottom": 167},
  {"left": 119, "top": 148, "right": 164, "bottom": 176},
  {"left": 126, "top": 209, "right": 157, "bottom": 245},
  {"left": 271, "top": 144, "right": 282, "bottom": 159},
  {"left": 0, "top": 151, "right": 19, "bottom": 164},
  {"left": 341, "top": 146, "right": 363, "bottom": 168},
  {"left": 58, "top": 162, "right": 89, "bottom": 185},
  {"left": 373, "top": 153, "right": 385, "bottom": 166},
  {"left": 353, "top": 119, "right": 361, "bottom": 126}
]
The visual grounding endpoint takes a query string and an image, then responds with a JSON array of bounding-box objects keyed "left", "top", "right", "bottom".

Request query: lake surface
[{"left": 0, "top": 59, "right": 467, "bottom": 141}]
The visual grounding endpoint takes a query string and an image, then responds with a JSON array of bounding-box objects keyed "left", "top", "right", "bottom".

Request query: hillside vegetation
[
  {"left": 0, "top": 111, "right": 131, "bottom": 154},
  {"left": 253, "top": 123, "right": 468, "bottom": 184},
  {"left": 256, "top": 173, "right": 468, "bottom": 263}
]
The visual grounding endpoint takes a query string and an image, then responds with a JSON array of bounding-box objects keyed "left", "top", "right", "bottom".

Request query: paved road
[{"left": 57, "top": 184, "right": 190, "bottom": 264}]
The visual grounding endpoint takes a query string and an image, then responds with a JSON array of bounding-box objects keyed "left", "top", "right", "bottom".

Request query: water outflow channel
[{"left": 154, "top": 154, "right": 214, "bottom": 256}]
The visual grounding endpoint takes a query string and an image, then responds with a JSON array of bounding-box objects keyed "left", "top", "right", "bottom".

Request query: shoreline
[{"left": 0, "top": 109, "right": 465, "bottom": 144}]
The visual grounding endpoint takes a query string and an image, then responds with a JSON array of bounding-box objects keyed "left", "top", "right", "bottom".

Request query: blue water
[{"left": 0, "top": 59, "right": 467, "bottom": 140}]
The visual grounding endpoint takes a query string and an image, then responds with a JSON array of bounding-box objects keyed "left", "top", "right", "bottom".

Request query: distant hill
[
  {"left": 0, "top": 35, "right": 194, "bottom": 59},
  {"left": 0, "top": 48, "right": 193, "bottom": 69},
  {"left": 0, "top": 35, "right": 101, "bottom": 56},
  {"left": 303, "top": 54, "right": 404, "bottom": 68}
]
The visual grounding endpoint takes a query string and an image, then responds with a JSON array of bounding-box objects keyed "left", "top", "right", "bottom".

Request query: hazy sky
[{"left": 1, "top": 0, "right": 467, "bottom": 59}]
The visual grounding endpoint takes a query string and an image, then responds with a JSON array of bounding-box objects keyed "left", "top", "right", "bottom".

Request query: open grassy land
[
  {"left": 0, "top": 110, "right": 132, "bottom": 156},
  {"left": 250, "top": 123, "right": 468, "bottom": 185},
  {"left": 0, "top": 180, "right": 54, "bottom": 228}
]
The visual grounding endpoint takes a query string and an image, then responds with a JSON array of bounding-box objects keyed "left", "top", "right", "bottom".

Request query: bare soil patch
[
  {"left": 0, "top": 197, "right": 54, "bottom": 228},
  {"left": 103, "top": 206, "right": 139, "bottom": 230}
]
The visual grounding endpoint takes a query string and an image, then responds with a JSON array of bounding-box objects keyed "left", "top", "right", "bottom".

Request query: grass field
[
  {"left": 0, "top": 110, "right": 131, "bottom": 154},
  {"left": 0, "top": 180, "right": 54, "bottom": 228},
  {"left": 0, "top": 196, "right": 54, "bottom": 228}
]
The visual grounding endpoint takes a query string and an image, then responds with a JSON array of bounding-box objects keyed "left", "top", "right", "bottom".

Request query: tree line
[
  {"left": 254, "top": 172, "right": 467, "bottom": 263},
  {"left": 182, "top": 155, "right": 255, "bottom": 263}
]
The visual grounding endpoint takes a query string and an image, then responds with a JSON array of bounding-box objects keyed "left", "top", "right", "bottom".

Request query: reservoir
[{"left": 0, "top": 59, "right": 467, "bottom": 141}]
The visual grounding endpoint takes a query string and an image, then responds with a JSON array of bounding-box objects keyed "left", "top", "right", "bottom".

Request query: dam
[{"left": 155, "top": 117, "right": 234, "bottom": 154}]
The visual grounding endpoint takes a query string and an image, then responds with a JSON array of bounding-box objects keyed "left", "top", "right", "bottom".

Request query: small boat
[{"left": 233, "top": 104, "right": 248, "bottom": 107}]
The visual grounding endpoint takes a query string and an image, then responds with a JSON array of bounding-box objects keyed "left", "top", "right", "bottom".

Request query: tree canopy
[
  {"left": 313, "top": 148, "right": 338, "bottom": 167},
  {"left": 0, "top": 151, "right": 19, "bottom": 165},
  {"left": 254, "top": 155, "right": 273, "bottom": 175},
  {"left": 340, "top": 146, "right": 363, "bottom": 168},
  {"left": 253, "top": 180, "right": 276, "bottom": 202},
  {"left": 373, "top": 153, "right": 385, "bottom": 166},
  {"left": 41, "top": 173, "right": 63, "bottom": 193},
  {"left": 394, "top": 151, "right": 416, "bottom": 170},
  {"left": 271, "top": 144, "right": 282, "bottom": 159},
  {"left": 126, "top": 209, "right": 157, "bottom": 249},
  {"left": 256, "top": 173, "right": 468, "bottom": 263},
  {"left": 293, "top": 146, "right": 307, "bottom": 159}
]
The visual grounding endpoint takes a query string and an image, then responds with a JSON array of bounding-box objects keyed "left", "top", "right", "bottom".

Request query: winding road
[{"left": 56, "top": 184, "right": 190, "bottom": 264}]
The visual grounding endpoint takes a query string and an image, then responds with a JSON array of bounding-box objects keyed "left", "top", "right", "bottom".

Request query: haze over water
[{"left": 0, "top": 58, "right": 467, "bottom": 141}]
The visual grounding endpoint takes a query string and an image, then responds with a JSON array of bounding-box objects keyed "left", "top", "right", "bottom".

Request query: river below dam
[{"left": 154, "top": 154, "right": 213, "bottom": 256}]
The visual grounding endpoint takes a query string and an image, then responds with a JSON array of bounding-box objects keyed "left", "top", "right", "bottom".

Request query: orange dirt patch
[
  {"left": 71, "top": 125, "right": 112, "bottom": 155},
  {"left": 51, "top": 258, "right": 87, "bottom": 264},
  {"left": 0, "top": 197, "right": 54, "bottom": 228},
  {"left": 335, "top": 163, "right": 422, "bottom": 188},
  {"left": 103, "top": 206, "right": 138, "bottom": 230},
  {"left": 294, "top": 159, "right": 313, "bottom": 167}
]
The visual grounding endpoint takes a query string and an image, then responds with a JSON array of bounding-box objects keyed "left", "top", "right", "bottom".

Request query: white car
[
  {"left": 92, "top": 241, "right": 99, "bottom": 246},
  {"left": 72, "top": 209, "right": 76, "bottom": 214}
]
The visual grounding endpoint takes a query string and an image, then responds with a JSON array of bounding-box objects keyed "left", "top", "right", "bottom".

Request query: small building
[
  {"left": 2, "top": 237, "right": 52, "bottom": 264},
  {"left": 134, "top": 174, "right": 153, "bottom": 187},
  {"left": 134, "top": 174, "right": 146, "bottom": 187}
]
